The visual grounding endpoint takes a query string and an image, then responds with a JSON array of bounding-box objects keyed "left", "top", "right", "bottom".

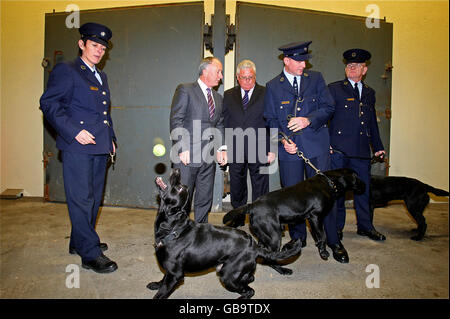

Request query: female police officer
[{"left": 40, "top": 22, "right": 117, "bottom": 273}]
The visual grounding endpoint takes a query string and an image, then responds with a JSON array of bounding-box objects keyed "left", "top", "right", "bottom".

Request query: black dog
[
  {"left": 147, "top": 168, "right": 302, "bottom": 299},
  {"left": 370, "top": 175, "right": 449, "bottom": 240},
  {"left": 223, "top": 168, "right": 365, "bottom": 275}
]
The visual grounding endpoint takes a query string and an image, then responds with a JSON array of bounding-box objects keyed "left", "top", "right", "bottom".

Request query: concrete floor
[{"left": 1, "top": 197, "right": 448, "bottom": 299}]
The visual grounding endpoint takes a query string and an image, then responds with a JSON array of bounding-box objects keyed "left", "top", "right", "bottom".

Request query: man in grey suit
[{"left": 170, "top": 56, "right": 227, "bottom": 223}]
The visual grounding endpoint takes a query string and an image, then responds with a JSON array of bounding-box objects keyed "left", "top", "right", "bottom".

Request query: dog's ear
[{"left": 169, "top": 168, "right": 181, "bottom": 187}]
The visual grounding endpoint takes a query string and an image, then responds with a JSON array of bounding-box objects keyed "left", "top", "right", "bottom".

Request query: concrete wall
[{"left": 1, "top": 0, "right": 448, "bottom": 196}]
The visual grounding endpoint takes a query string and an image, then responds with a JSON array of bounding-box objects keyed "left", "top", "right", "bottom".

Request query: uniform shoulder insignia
[
  {"left": 280, "top": 77, "right": 285, "bottom": 82},
  {"left": 80, "top": 65, "right": 86, "bottom": 70},
  {"left": 343, "top": 81, "right": 348, "bottom": 85},
  {"left": 364, "top": 84, "right": 369, "bottom": 88},
  {"left": 303, "top": 72, "right": 309, "bottom": 77}
]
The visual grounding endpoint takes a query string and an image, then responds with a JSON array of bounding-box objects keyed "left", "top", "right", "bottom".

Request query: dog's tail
[
  {"left": 256, "top": 240, "right": 302, "bottom": 263},
  {"left": 223, "top": 205, "right": 250, "bottom": 228},
  {"left": 425, "top": 184, "right": 449, "bottom": 197}
]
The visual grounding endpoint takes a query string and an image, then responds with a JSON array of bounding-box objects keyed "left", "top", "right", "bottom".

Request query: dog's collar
[
  {"left": 155, "top": 230, "right": 180, "bottom": 248},
  {"left": 154, "top": 223, "right": 190, "bottom": 249},
  {"left": 318, "top": 172, "right": 339, "bottom": 194}
]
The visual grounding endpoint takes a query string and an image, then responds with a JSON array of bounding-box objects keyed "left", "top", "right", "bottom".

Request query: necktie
[
  {"left": 93, "top": 69, "right": 102, "bottom": 85},
  {"left": 206, "top": 88, "right": 215, "bottom": 118},
  {"left": 242, "top": 90, "right": 250, "bottom": 109},
  {"left": 293, "top": 76, "right": 299, "bottom": 96},
  {"left": 353, "top": 82, "right": 360, "bottom": 100}
]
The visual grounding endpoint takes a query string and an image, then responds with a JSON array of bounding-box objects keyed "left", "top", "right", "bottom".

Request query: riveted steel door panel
[
  {"left": 235, "top": 2, "right": 392, "bottom": 192},
  {"left": 43, "top": 2, "right": 204, "bottom": 208}
]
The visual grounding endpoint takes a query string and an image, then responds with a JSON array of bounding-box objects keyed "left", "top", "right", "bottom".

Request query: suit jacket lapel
[
  {"left": 246, "top": 84, "right": 262, "bottom": 109},
  {"left": 98, "top": 70, "right": 107, "bottom": 87},
  {"left": 360, "top": 81, "right": 370, "bottom": 101},
  {"left": 194, "top": 82, "right": 221, "bottom": 122},
  {"left": 233, "top": 86, "right": 243, "bottom": 109},
  {"left": 279, "top": 72, "right": 297, "bottom": 97},
  {"left": 211, "top": 89, "right": 222, "bottom": 122},
  {"left": 75, "top": 57, "right": 102, "bottom": 87},
  {"left": 193, "top": 82, "right": 209, "bottom": 111},
  {"left": 299, "top": 72, "right": 310, "bottom": 98},
  {"left": 342, "top": 79, "right": 355, "bottom": 98}
]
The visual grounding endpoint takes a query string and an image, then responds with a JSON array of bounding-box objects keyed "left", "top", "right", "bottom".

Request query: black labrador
[
  {"left": 147, "top": 168, "right": 302, "bottom": 299},
  {"left": 370, "top": 175, "right": 449, "bottom": 240},
  {"left": 223, "top": 168, "right": 365, "bottom": 275}
]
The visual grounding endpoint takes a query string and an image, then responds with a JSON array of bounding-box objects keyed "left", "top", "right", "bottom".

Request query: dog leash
[
  {"left": 330, "top": 148, "right": 385, "bottom": 164},
  {"left": 278, "top": 131, "right": 338, "bottom": 194}
]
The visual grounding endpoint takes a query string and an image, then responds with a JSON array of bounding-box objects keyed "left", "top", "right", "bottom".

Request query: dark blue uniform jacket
[
  {"left": 264, "top": 70, "right": 335, "bottom": 160},
  {"left": 328, "top": 79, "right": 384, "bottom": 158},
  {"left": 40, "top": 57, "right": 116, "bottom": 154}
]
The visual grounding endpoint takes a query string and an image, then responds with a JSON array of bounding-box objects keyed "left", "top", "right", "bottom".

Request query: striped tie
[
  {"left": 242, "top": 90, "right": 249, "bottom": 109},
  {"left": 206, "top": 88, "right": 215, "bottom": 118}
]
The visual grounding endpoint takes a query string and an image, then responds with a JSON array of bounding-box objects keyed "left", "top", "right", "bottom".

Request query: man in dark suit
[
  {"left": 328, "top": 48, "right": 386, "bottom": 241},
  {"left": 40, "top": 22, "right": 117, "bottom": 273},
  {"left": 223, "top": 60, "right": 275, "bottom": 209},
  {"left": 170, "top": 56, "right": 227, "bottom": 223},
  {"left": 265, "top": 41, "right": 349, "bottom": 263}
]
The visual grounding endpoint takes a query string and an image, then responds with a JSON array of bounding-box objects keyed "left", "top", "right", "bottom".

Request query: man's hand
[
  {"left": 374, "top": 150, "right": 386, "bottom": 158},
  {"left": 267, "top": 152, "right": 276, "bottom": 164},
  {"left": 287, "top": 116, "right": 310, "bottom": 132},
  {"left": 179, "top": 150, "right": 190, "bottom": 166},
  {"left": 282, "top": 138, "right": 298, "bottom": 154},
  {"left": 75, "top": 130, "right": 96, "bottom": 145},
  {"left": 217, "top": 150, "right": 227, "bottom": 166}
]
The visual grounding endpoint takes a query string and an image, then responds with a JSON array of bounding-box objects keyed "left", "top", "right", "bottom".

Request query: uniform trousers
[
  {"left": 62, "top": 151, "right": 108, "bottom": 263},
  {"left": 331, "top": 152, "right": 373, "bottom": 232},
  {"left": 279, "top": 152, "right": 340, "bottom": 245}
]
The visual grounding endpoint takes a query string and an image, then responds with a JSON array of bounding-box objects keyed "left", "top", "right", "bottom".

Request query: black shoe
[
  {"left": 357, "top": 229, "right": 386, "bottom": 241},
  {"left": 82, "top": 254, "right": 118, "bottom": 273},
  {"left": 328, "top": 243, "right": 349, "bottom": 263},
  {"left": 301, "top": 238, "right": 307, "bottom": 248},
  {"left": 69, "top": 243, "right": 108, "bottom": 255}
]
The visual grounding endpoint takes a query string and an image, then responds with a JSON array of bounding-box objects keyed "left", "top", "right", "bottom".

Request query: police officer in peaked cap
[
  {"left": 40, "top": 22, "right": 118, "bottom": 273},
  {"left": 264, "top": 41, "right": 350, "bottom": 264},
  {"left": 328, "top": 48, "right": 386, "bottom": 242}
]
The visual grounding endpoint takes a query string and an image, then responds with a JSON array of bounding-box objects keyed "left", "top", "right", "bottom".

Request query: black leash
[
  {"left": 278, "top": 131, "right": 338, "bottom": 194},
  {"left": 330, "top": 148, "right": 385, "bottom": 165}
]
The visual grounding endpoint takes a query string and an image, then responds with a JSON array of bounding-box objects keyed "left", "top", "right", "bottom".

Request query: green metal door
[
  {"left": 42, "top": 2, "right": 204, "bottom": 208},
  {"left": 235, "top": 2, "right": 393, "bottom": 191}
]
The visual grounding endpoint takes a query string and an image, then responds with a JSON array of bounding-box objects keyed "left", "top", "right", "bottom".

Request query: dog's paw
[
  {"left": 146, "top": 282, "right": 161, "bottom": 290},
  {"left": 319, "top": 249, "right": 330, "bottom": 260}
]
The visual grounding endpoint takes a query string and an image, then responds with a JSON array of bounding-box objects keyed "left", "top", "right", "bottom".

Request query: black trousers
[
  {"left": 62, "top": 151, "right": 108, "bottom": 262},
  {"left": 229, "top": 161, "right": 269, "bottom": 209}
]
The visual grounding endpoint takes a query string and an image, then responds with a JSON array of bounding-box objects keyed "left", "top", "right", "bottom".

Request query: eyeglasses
[
  {"left": 238, "top": 76, "right": 255, "bottom": 81},
  {"left": 346, "top": 63, "right": 364, "bottom": 69}
]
